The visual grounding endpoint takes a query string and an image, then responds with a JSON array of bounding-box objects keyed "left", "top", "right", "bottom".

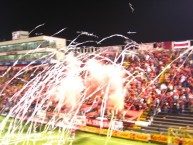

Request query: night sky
[{"left": 1, "top": 0, "right": 193, "bottom": 46}]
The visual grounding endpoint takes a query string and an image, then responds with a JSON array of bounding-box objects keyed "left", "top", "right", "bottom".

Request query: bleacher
[{"left": 0, "top": 47, "right": 192, "bottom": 145}]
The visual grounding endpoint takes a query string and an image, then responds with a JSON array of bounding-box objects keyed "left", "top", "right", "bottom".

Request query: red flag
[{"left": 163, "top": 41, "right": 172, "bottom": 49}]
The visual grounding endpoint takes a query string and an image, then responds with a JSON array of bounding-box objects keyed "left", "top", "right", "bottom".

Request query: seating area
[
  {"left": 0, "top": 48, "right": 192, "bottom": 134},
  {"left": 141, "top": 111, "right": 193, "bottom": 136}
]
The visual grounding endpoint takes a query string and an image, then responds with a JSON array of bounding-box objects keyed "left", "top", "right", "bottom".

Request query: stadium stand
[{"left": 0, "top": 42, "right": 192, "bottom": 144}]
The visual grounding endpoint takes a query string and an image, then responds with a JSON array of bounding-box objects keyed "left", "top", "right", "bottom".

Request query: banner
[
  {"left": 173, "top": 41, "right": 190, "bottom": 49},
  {"left": 150, "top": 134, "right": 168, "bottom": 143},
  {"left": 78, "top": 125, "right": 150, "bottom": 142},
  {"left": 86, "top": 118, "right": 110, "bottom": 128}
]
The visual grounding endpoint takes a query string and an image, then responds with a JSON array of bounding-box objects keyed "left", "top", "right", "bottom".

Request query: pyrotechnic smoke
[{"left": 85, "top": 59, "right": 125, "bottom": 110}]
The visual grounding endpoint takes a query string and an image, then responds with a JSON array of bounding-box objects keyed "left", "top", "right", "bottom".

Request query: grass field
[
  {"left": 72, "top": 131, "right": 162, "bottom": 145},
  {"left": 0, "top": 116, "right": 162, "bottom": 145},
  {"left": 0, "top": 131, "right": 162, "bottom": 145}
]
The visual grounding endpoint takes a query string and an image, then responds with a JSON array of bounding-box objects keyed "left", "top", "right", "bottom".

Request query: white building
[{"left": 0, "top": 33, "right": 66, "bottom": 66}]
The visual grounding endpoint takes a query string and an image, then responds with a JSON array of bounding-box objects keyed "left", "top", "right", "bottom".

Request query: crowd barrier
[
  {"left": 78, "top": 125, "right": 193, "bottom": 145},
  {"left": 78, "top": 125, "right": 168, "bottom": 143}
]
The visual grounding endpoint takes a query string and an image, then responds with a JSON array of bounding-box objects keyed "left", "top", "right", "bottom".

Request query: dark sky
[{"left": 1, "top": 0, "right": 193, "bottom": 45}]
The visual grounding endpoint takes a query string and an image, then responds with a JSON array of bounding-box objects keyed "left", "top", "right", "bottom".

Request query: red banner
[{"left": 86, "top": 118, "right": 110, "bottom": 128}]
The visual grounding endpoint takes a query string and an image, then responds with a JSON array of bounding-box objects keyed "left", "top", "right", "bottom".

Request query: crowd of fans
[
  {"left": 82, "top": 48, "right": 193, "bottom": 120},
  {"left": 0, "top": 48, "right": 192, "bottom": 122},
  {"left": 122, "top": 48, "right": 193, "bottom": 117}
]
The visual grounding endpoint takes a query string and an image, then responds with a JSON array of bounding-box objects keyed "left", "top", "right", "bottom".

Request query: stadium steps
[
  {"left": 141, "top": 129, "right": 165, "bottom": 135},
  {"left": 151, "top": 122, "right": 193, "bottom": 128},
  {"left": 138, "top": 109, "right": 150, "bottom": 121},
  {"left": 152, "top": 116, "right": 193, "bottom": 123},
  {"left": 149, "top": 110, "right": 193, "bottom": 117},
  {"left": 140, "top": 111, "right": 193, "bottom": 135},
  {"left": 131, "top": 108, "right": 150, "bottom": 131},
  {"left": 141, "top": 126, "right": 168, "bottom": 135},
  {"left": 146, "top": 108, "right": 193, "bottom": 121},
  {"left": 122, "top": 121, "right": 136, "bottom": 131}
]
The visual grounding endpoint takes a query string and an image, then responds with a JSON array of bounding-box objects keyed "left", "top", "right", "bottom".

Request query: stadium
[{"left": 0, "top": 31, "right": 192, "bottom": 145}]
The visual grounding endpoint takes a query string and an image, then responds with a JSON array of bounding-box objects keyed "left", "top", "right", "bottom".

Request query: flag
[
  {"left": 163, "top": 41, "right": 172, "bottom": 49},
  {"left": 173, "top": 40, "right": 190, "bottom": 49}
]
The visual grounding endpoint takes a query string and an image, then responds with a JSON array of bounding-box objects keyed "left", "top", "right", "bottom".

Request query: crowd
[
  {"left": 0, "top": 48, "right": 192, "bottom": 122},
  {"left": 122, "top": 49, "right": 193, "bottom": 117},
  {"left": 82, "top": 48, "right": 193, "bottom": 120}
]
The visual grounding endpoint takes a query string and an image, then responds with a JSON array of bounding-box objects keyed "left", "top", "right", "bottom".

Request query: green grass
[
  {"left": 72, "top": 132, "right": 161, "bottom": 145},
  {"left": 0, "top": 131, "right": 162, "bottom": 145},
  {"left": 0, "top": 116, "right": 162, "bottom": 145}
]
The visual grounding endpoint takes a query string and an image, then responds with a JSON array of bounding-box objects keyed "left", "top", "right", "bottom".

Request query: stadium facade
[{"left": 0, "top": 31, "right": 66, "bottom": 66}]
